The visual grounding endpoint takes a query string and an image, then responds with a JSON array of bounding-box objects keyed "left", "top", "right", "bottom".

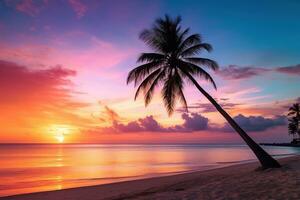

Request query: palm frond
[
  {"left": 127, "top": 61, "right": 162, "bottom": 86},
  {"left": 161, "top": 69, "right": 185, "bottom": 115},
  {"left": 177, "top": 28, "right": 190, "bottom": 45},
  {"left": 162, "top": 72, "right": 176, "bottom": 115},
  {"left": 144, "top": 69, "right": 166, "bottom": 105},
  {"left": 288, "top": 111, "right": 296, "bottom": 116},
  {"left": 134, "top": 68, "right": 162, "bottom": 100},
  {"left": 139, "top": 29, "right": 165, "bottom": 53},
  {"left": 180, "top": 43, "right": 212, "bottom": 57},
  {"left": 178, "top": 60, "right": 217, "bottom": 89},
  {"left": 177, "top": 34, "right": 201, "bottom": 53},
  {"left": 137, "top": 53, "right": 165, "bottom": 63},
  {"left": 176, "top": 82, "right": 188, "bottom": 113},
  {"left": 184, "top": 57, "right": 219, "bottom": 71}
]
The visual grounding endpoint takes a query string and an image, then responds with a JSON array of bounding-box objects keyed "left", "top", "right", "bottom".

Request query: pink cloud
[
  {"left": 0, "top": 33, "right": 134, "bottom": 72},
  {"left": 16, "top": 0, "right": 39, "bottom": 16},
  {"left": 68, "top": 0, "right": 88, "bottom": 18},
  {"left": 5, "top": 0, "right": 47, "bottom": 16},
  {"left": 0, "top": 60, "right": 75, "bottom": 105}
]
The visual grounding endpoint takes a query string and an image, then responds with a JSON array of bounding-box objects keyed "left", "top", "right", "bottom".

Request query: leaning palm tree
[{"left": 127, "top": 15, "right": 280, "bottom": 169}]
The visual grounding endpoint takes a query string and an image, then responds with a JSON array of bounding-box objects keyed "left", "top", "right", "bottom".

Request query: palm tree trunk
[
  {"left": 297, "top": 114, "right": 300, "bottom": 140},
  {"left": 185, "top": 73, "right": 281, "bottom": 169}
]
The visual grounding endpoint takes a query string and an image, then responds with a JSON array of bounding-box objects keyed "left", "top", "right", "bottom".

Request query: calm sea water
[{"left": 0, "top": 144, "right": 299, "bottom": 197}]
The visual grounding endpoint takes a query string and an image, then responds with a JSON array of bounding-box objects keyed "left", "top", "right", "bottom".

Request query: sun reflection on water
[{"left": 1, "top": 144, "right": 299, "bottom": 197}]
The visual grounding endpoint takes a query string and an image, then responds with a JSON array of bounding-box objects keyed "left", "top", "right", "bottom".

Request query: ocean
[{"left": 0, "top": 144, "right": 299, "bottom": 197}]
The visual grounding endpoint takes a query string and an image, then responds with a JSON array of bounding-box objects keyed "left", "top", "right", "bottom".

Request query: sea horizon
[{"left": 0, "top": 142, "right": 289, "bottom": 145}]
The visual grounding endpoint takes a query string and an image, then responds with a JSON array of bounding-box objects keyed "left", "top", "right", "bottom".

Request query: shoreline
[
  {"left": 2, "top": 155, "right": 300, "bottom": 200},
  {"left": 260, "top": 143, "right": 300, "bottom": 147}
]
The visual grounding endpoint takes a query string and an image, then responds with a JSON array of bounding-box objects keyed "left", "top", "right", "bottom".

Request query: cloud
[
  {"left": 68, "top": 0, "right": 88, "bottom": 18},
  {"left": 177, "top": 99, "right": 241, "bottom": 113},
  {"left": 217, "top": 64, "right": 300, "bottom": 80},
  {"left": 98, "top": 107, "right": 210, "bottom": 133},
  {"left": 98, "top": 103, "right": 121, "bottom": 123},
  {"left": 216, "top": 65, "right": 269, "bottom": 80},
  {"left": 276, "top": 64, "right": 300, "bottom": 75},
  {"left": 5, "top": 0, "right": 47, "bottom": 16},
  {"left": 97, "top": 104, "right": 287, "bottom": 134},
  {"left": 174, "top": 113, "right": 209, "bottom": 131},
  {"left": 0, "top": 60, "right": 75, "bottom": 104},
  {"left": 0, "top": 33, "right": 134, "bottom": 72},
  {"left": 113, "top": 116, "right": 165, "bottom": 133},
  {"left": 0, "top": 60, "right": 90, "bottom": 136},
  {"left": 221, "top": 114, "right": 287, "bottom": 132},
  {"left": 193, "top": 103, "right": 239, "bottom": 113},
  {"left": 16, "top": 0, "right": 39, "bottom": 16}
]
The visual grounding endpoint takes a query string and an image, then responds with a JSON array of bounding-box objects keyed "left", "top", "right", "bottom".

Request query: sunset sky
[{"left": 0, "top": 0, "right": 300, "bottom": 144}]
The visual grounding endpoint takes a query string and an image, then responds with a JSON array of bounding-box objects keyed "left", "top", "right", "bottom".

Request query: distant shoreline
[{"left": 260, "top": 143, "right": 300, "bottom": 147}]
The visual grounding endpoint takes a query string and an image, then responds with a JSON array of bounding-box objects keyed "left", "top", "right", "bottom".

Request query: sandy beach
[{"left": 2, "top": 155, "right": 299, "bottom": 200}]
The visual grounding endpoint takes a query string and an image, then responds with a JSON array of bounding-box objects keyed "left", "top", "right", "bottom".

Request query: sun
[
  {"left": 48, "top": 124, "right": 73, "bottom": 143},
  {"left": 55, "top": 135, "right": 65, "bottom": 143}
]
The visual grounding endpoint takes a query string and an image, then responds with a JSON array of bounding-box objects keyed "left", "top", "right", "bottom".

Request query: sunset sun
[
  {"left": 55, "top": 135, "right": 65, "bottom": 143},
  {"left": 48, "top": 125, "right": 73, "bottom": 143}
]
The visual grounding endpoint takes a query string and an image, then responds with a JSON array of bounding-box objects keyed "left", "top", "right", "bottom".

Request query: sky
[{"left": 0, "top": 0, "right": 300, "bottom": 144}]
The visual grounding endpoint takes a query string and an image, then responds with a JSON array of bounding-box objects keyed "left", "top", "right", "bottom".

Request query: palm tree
[
  {"left": 288, "top": 103, "right": 300, "bottom": 139},
  {"left": 127, "top": 15, "right": 280, "bottom": 169},
  {"left": 288, "top": 103, "right": 300, "bottom": 119},
  {"left": 288, "top": 117, "right": 298, "bottom": 139}
]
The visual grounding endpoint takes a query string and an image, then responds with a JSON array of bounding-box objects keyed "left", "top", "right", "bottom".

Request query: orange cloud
[{"left": 0, "top": 60, "right": 90, "bottom": 142}]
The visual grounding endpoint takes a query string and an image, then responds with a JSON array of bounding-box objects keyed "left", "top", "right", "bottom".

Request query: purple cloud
[
  {"left": 68, "top": 0, "right": 88, "bottom": 18},
  {"left": 216, "top": 64, "right": 300, "bottom": 80},
  {"left": 177, "top": 100, "right": 240, "bottom": 113},
  {"left": 101, "top": 110, "right": 210, "bottom": 133},
  {"left": 276, "top": 64, "right": 300, "bottom": 75},
  {"left": 5, "top": 0, "right": 47, "bottom": 16},
  {"left": 99, "top": 106, "right": 287, "bottom": 133},
  {"left": 110, "top": 115, "right": 164, "bottom": 133},
  {"left": 179, "top": 113, "right": 209, "bottom": 131},
  {"left": 221, "top": 114, "right": 287, "bottom": 132},
  {"left": 138, "top": 116, "right": 164, "bottom": 132},
  {"left": 216, "top": 65, "right": 269, "bottom": 80},
  {"left": 113, "top": 121, "right": 144, "bottom": 132}
]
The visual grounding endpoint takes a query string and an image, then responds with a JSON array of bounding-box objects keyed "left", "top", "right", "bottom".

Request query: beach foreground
[{"left": 3, "top": 156, "right": 300, "bottom": 200}]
